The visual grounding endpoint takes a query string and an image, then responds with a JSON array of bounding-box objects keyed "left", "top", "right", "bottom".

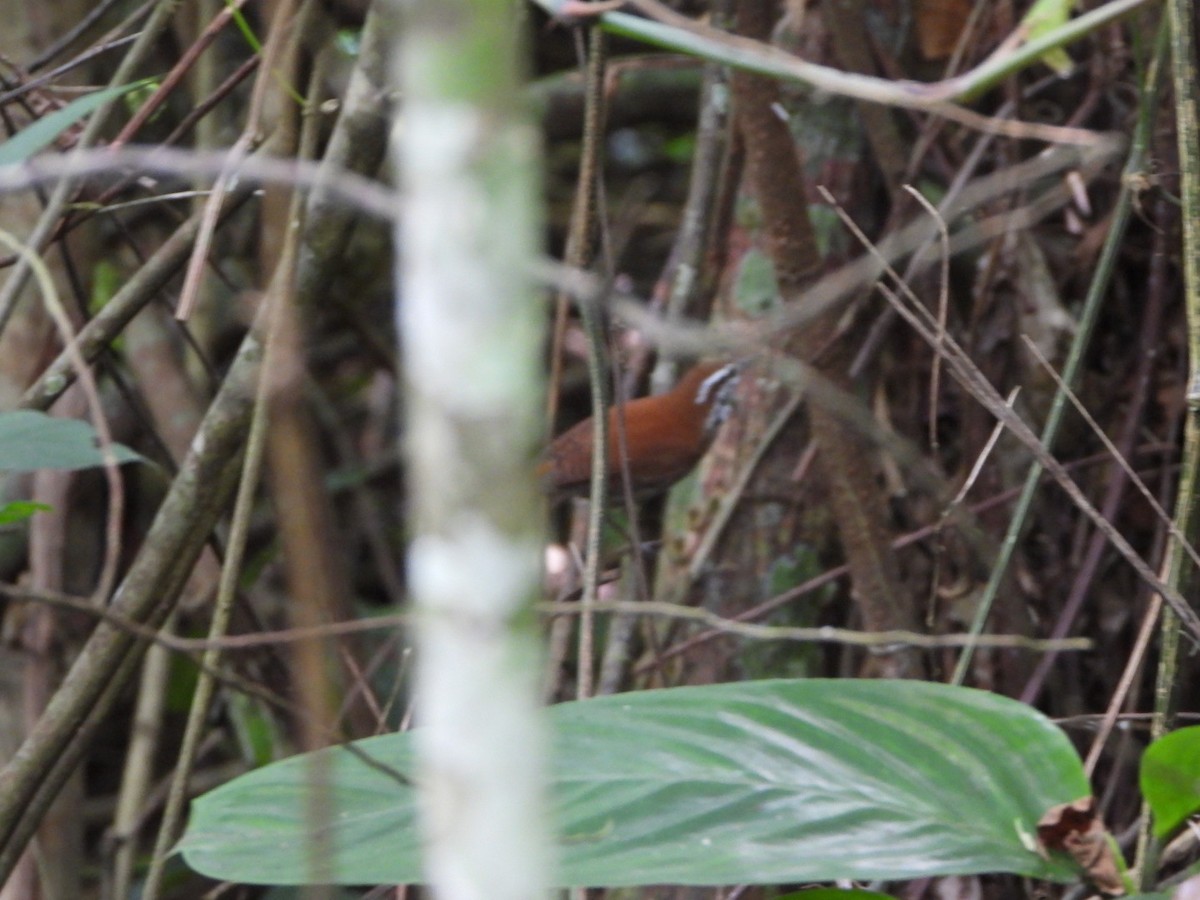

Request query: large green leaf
[
  {"left": 179, "top": 679, "right": 1088, "bottom": 887},
  {"left": 1141, "top": 725, "right": 1200, "bottom": 839},
  {"left": 0, "top": 410, "right": 141, "bottom": 472}
]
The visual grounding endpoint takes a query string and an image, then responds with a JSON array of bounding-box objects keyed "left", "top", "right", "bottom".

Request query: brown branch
[
  {"left": 0, "top": 329, "right": 256, "bottom": 879},
  {"left": 730, "top": 0, "right": 924, "bottom": 678}
]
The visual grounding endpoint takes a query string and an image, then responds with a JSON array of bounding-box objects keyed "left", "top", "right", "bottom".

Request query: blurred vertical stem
[
  {"left": 385, "top": 0, "right": 553, "bottom": 897},
  {"left": 1138, "top": 0, "right": 1200, "bottom": 888}
]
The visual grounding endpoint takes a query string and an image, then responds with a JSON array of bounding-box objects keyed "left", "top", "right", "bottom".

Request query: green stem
[
  {"left": 950, "top": 14, "right": 1170, "bottom": 687},
  {"left": 535, "top": 0, "right": 1150, "bottom": 110}
]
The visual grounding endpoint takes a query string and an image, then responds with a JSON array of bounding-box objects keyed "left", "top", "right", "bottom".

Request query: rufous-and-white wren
[{"left": 539, "top": 361, "right": 740, "bottom": 497}]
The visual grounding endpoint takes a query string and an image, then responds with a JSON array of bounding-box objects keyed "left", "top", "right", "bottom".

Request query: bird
[{"left": 539, "top": 361, "right": 740, "bottom": 498}]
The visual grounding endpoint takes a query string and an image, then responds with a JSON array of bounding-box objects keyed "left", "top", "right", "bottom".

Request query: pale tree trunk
[{"left": 384, "top": 0, "right": 554, "bottom": 897}]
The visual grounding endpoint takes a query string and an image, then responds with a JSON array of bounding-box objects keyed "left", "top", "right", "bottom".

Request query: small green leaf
[
  {"left": 0, "top": 79, "right": 153, "bottom": 166},
  {"left": 1018, "top": 0, "right": 1074, "bottom": 75},
  {"left": 776, "top": 891, "right": 895, "bottom": 900},
  {"left": 662, "top": 134, "right": 697, "bottom": 164},
  {"left": 0, "top": 500, "right": 51, "bottom": 525},
  {"left": 733, "top": 247, "right": 778, "bottom": 313},
  {"left": 121, "top": 79, "right": 162, "bottom": 120},
  {"left": 335, "top": 28, "right": 361, "bottom": 57},
  {"left": 225, "top": 0, "right": 263, "bottom": 53},
  {"left": 225, "top": 693, "right": 286, "bottom": 768},
  {"left": 0, "top": 410, "right": 142, "bottom": 472},
  {"left": 90, "top": 260, "right": 122, "bottom": 313},
  {"left": 1141, "top": 725, "right": 1200, "bottom": 839}
]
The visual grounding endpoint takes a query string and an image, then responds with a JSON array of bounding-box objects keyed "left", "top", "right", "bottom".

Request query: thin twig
[
  {"left": 174, "top": 0, "right": 298, "bottom": 320},
  {"left": 0, "top": 230, "right": 124, "bottom": 604},
  {"left": 1083, "top": 593, "right": 1162, "bottom": 777},
  {"left": 550, "top": 0, "right": 1140, "bottom": 144},
  {"left": 0, "top": 0, "right": 181, "bottom": 341},
  {"left": 109, "top": 0, "right": 253, "bottom": 149},
  {"left": 548, "top": 600, "right": 1092, "bottom": 652},
  {"left": 821, "top": 187, "right": 1200, "bottom": 641},
  {"left": 635, "top": 447, "right": 1177, "bottom": 674},
  {"left": 0, "top": 584, "right": 1090, "bottom": 654},
  {"left": 900, "top": 185, "right": 949, "bottom": 450},
  {"left": 570, "top": 24, "right": 611, "bottom": 701},
  {"left": 1021, "top": 336, "right": 1200, "bottom": 576}
]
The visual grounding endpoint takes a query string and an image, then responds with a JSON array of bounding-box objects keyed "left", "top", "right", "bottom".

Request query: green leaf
[
  {"left": 0, "top": 500, "right": 51, "bottom": 525},
  {"left": 1019, "top": 0, "right": 1075, "bottom": 75},
  {"left": 225, "top": 693, "right": 286, "bottom": 768},
  {"left": 179, "top": 679, "right": 1088, "bottom": 888},
  {"left": 0, "top": 410, "right": 142, "bottom": 472},
  {"left": 335, "top": 28, "right": 361, "bottom": 57},
  {"left": 1141, "top": 725, "right": 1200, "bottom": 839},
  {"left": 121, "top": 80, "right": 161, "bottom": 120},
  {"left": 0, "top": 80, "right": 153, "bottom": 166},
  {"left": 776, "top": 890, "right": 895, "bottom": 899},
  {"left": 732, "top": 247, "right": 778, "bottom": 314},
  {"left": 225, "top": 0, "right": 263, "bottom": 53}
]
